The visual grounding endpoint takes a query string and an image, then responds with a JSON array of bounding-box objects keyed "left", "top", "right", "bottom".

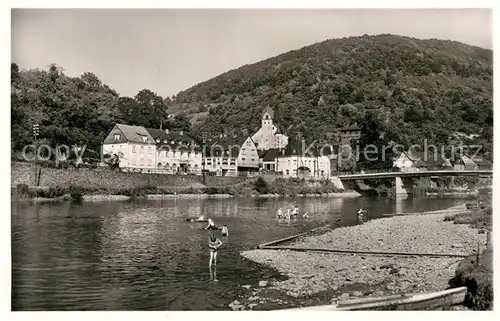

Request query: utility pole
[
  {"left": 202, "top": 131, "right": 208, "bottom": 185},
  {"left": 33, "top": 123, "right": 40, "bottom": 186}
]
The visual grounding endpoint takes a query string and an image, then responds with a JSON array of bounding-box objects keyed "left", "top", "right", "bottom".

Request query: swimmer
[
  {"left": 357, "top": 208, "right": 367, "bottom": 224},
  {"left": 221, "top": 224, "right": 229, "bottom": 236},
  {"left": 205, "top": 218, "right": 217, "bottom": 230},
  {"left": 208, "top": 234, "right": 223, "bottom": 267}
]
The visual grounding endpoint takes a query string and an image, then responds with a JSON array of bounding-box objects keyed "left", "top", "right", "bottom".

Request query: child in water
[
  {"left": 221, "top": 224, "right": 229, "bottom": 236},
  {"left": 205, "top": 218, "right": 217, "bottom": 230},
  {"left": 208, "top": 234, "right": 223, "bottom": 267}
]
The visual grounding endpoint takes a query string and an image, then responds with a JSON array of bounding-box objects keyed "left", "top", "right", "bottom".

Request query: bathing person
[
  {"left": 303, "top": 212, "right": 310, "bottom": 219},
  {"left": 197, "top": 214, "right": 206, "bottom": 222},
  {"left": 276, "top": 207, "right": 283, "bottom": 219},
  {"left": 292, "top": 205, "right": 299, "bottom": 216},
  {"left": 208, "top": 234, "right": 223, "bottom": 267},
  {"left": 205, "top": 218, "right": 217, "bottom": 230},
  {"left": 357, "top": 208, "right": 367, "bottom": 224},
  {"left": 285, "top": 209, "right": 291, "bottom": 219},
  {"left": 221, "top": 224, "right": 229, "bottom": 236}
]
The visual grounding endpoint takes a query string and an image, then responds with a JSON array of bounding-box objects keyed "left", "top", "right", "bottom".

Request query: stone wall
[{"left": 11, "top": 162, "right": 249, "bottom": 189}]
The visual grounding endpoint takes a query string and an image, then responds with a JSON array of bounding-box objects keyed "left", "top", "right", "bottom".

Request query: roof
[
  {"left": 262, "top": 106, "right": 274, "bottom": 119},
  {"left": 262, "top": 148, "right": 281, "bottom": 162},
  {"left": 145, "top": 128, "right": 201, "bottom": 152},
  {"left": 281, "top": 142, "right": 333, "bottom": 158},
  {"left": 470, "top": 156, "right": 492, "bottom": 167},
  {"left": 206, "top": 134, "right": 254, "bottom": 157},
  {"left": 339, "top": 123, "right": 361, "bottom": 132},
  {"left": 115, "top": 124, "right": 155, "bottom": 144}
]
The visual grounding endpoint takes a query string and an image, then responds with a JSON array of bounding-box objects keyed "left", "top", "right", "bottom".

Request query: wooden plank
[
  {"left": 258, "top": 224, "right": 331, "bottom": 248},
  {"left": 282, "top": 287, "right": 467, "bottom": 311},
  {"left": 259, "top": 245, "right": 469, "bottom": 258}
]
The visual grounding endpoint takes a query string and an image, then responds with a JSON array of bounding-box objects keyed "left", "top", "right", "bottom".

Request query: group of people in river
[{"left": 276, "top": 205, "right": 310, "bottom": 221}]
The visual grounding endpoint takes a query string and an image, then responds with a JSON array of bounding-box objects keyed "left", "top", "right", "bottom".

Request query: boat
[{"left": 281, "top": 287, "right": 467, "bottom": 311}]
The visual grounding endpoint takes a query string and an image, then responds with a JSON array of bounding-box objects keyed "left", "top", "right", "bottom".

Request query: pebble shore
[{"left": 240, "top": 204, "right": 485, "bottom": 305}]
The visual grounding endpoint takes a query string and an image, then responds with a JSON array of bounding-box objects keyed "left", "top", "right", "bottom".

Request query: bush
[
  {"left": 253, "top": 176, "right": 269, "bottom": 194},
  {"left": 69, "top": 185, "right": 85, "bottom": 203},
  {"left": 34, "top": 187, "right": 65, "bottom": 198},
  {"left": 16, "top": 184, "right": 31, "bottom": 197}
]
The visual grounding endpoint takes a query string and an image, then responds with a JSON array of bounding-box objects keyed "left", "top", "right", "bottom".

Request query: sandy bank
[{"left": 241, "top": 206, "right": 485, "bottom": 299}]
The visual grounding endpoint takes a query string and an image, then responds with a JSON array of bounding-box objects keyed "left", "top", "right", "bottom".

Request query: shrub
[
  {"left": 34, "top": 187, "right": 65, "bottom": 198},
  {"left": 69, "top": 185, "right": 85, "bottom": 203},
  {"left": 16, "top": 184, "right": 31, "bottom": 197},
  {"left": 253, "top": 176, "right": 270, "bottom": 194}
]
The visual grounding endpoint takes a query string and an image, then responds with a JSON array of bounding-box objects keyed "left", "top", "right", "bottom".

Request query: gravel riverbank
[{"left": 238, "top": 204, "right": 486, "bottom": 309}]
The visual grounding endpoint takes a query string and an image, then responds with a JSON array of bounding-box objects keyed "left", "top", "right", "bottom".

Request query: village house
[
  {"left": 145, "top": 128, "right": 202, "bottom": 175},
  {"left": 203, "top": 134, "right": 259, "bottom": 177},
  {"left": 275, "top": 145, "right": 331, "bottom": 179},
  {"left": 251, "top": 106, "right": 288, "bottom": 151},
  {"left": 102, "top": 124, "right": 157, "bottom": 172}
]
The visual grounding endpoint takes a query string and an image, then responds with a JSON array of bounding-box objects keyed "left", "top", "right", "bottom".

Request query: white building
[
  {"left": 275, "top": 149, "right": 331, "bottom": 178},
  {"left": 146, "top": 128, "right": 202, "bottom": 175},
  {"left": 102, "top": 124, "right": 203, "bottom": 174},
  {"left": 102, "top": 124, "right": 157, "bottom": 172},
  {"left": 251, "top": 106, "right": 288, "bottom": 151}
]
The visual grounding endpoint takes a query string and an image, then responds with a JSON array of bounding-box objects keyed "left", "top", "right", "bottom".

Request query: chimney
[
  {"left": 180, "top": 130, "right": 183, "bottom": 136},
  {"left": 165, "top": 129, "right": 169, "bottom": 134}
]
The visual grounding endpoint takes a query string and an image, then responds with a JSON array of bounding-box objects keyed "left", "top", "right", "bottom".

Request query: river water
[{"left": 11, "top": 196, "right": 468, "bottom": 310}]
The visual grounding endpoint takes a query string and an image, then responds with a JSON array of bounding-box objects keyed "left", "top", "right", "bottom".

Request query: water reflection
[{"left": 11, "top": 196, "right": 467, "bottom": 310}]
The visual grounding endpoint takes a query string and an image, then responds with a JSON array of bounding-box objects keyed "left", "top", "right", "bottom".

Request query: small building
[
  {"left": 275, "top": 146, "right": 331, "bottom": 179},
  {"left": 102, "top": 124, "right": 156, "bottom": 172},
  {"left": 392, "top": 151, "right": 428, "bottom": 172},
  {"left": 470, "top": 155, "right": 492, "bottom": 170},
  {"left": 261, "top": 148, "right": 280, "bottom": 172},
  {"left": 339, "top": 123, "right": 361, "bottom": 146}
]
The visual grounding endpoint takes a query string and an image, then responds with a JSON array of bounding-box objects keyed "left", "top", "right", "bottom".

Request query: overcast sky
[{"left": 11, "top": 9, "right": 492, "bottom": 98}]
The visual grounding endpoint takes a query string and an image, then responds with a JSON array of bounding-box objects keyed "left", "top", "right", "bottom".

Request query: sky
[{"left": 11, "top": 8, "right": 492, "bottom": 98}]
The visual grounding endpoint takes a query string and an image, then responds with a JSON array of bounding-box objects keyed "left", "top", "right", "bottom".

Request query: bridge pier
[
  {"left": 394, "top": 177, "right": 408, "bottom": 198},
  {"left": 330, "top": 176, "right": 345, "bottom": 191}
]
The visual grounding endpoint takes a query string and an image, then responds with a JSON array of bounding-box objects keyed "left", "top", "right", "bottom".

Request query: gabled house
[
  {"left": 102, "top": 124, "right": 156, "bottom": 172},
  {"left": 392, "top": 151, "right": 428, "bottom": 172},
  {"left": 145, "top": 128, "right": 202, "bottom": 175},
  {"left": 203, "top": 134, "right": 259, "bottom": 177}
]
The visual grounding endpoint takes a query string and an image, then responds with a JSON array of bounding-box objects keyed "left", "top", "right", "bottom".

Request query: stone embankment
[{"left": 237, "top": 204, "right": 486, "bottom": 309}]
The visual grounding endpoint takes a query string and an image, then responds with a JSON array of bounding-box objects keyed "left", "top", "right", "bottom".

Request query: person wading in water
[{"left": 208, "top": 234, "right": 223, "bottom": 267}]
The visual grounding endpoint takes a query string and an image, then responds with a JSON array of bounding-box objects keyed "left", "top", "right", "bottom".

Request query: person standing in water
[
  {"left": 292, "top": 205, "right": 299, "bottom": 216},
  {"left": 221, "top": 224, "right": 229, "bottom": 236},
  {"left": 208, "top": 234, "right": 223, "bottom": 267},
  {"left": 357, "top": 208, "right": 367, "bottom": 224},
  {"left": 276, "top": 207, "right": 283, "bottom": 219}
]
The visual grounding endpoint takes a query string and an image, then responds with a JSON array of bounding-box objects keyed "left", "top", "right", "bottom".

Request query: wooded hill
[
  {"left": 11, "top": 34, "right": 493, "bottom": 167},
  {"left": 170, "top": 34, "right": 493, "bottom": 162}
]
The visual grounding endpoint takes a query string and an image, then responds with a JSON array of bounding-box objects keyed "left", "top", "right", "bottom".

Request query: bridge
[
  {"left": 332, "top": 170, "right": 493, "bottom": 197},
  {"left": 338, "top": 170, "right": 493, "bottom": 181}
]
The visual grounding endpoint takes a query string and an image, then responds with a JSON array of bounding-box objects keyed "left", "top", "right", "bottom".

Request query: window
[
  {"left": 132, "top": 145, "right": 136, "bottom": 153},
  {"left": 251, "top": 158, "right": 255, "bottom": 161},
  {"left": 242, "top": 158, "right": 246, "bottom": 161},
  {"left": 286, "top": 170, "right": 290, "bottom": 175},
  {"left": 142, "top": 136, "right": 147, "bottom": 143},
  {"left": 113, "top": 134, "right": 120, "bottom": 140},
  {"left": 156, "top": 138, "right": 160, "bottom": 143}
]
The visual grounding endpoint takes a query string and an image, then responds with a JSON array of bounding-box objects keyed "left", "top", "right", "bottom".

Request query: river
[{"left": 11, "top": 196, "right": 468, "bottom": 310}]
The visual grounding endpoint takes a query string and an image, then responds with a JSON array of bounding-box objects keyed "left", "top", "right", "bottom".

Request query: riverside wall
[{"left": 11, "top": 161, "right": 249, "bottom": 189}]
